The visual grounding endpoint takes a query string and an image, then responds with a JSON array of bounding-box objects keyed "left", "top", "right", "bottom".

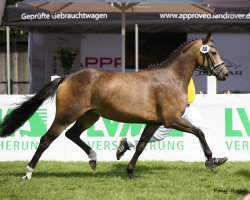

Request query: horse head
[{"left": 196, "top": 32, "right": 228, "bottom": 81}]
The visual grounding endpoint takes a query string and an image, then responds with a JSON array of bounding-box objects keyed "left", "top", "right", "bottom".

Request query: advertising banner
[
  {"left": 81, "top": 34, "right": 122, "bottom": 71},
  {"left": 0, "top": 94, "right": 250, "bottom": 162},
  {"left": 6, "top": 3, "right": 250, "bottom": 30}
]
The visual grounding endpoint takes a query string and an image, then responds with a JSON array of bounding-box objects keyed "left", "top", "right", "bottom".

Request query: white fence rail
[{"left": 0, "top": 94, "right": 249, "bottom": 162}]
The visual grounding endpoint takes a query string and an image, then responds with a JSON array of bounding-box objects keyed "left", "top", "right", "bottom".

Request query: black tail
[{"left": 0, "top": 76, "right": 65, "bottom": 137}]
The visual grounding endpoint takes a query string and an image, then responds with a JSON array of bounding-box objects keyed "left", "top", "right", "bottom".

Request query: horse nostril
[{"left": 225, "top": 73, "right": 228, "bottom": 77}]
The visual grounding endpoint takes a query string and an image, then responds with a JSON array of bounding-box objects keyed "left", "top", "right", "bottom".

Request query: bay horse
[{"left": 0, "top": 32, "right": 228, "bottom": 179}]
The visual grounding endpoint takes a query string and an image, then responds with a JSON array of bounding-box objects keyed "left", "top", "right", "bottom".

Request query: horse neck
[{"left": 168, "top": 41, "right": 198, "bottom": 87}]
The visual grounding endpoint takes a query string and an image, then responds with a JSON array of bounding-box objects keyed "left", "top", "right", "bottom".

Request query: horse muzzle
[
  {"left": 212, "top": 62, "right": 228, "bottom": 81},
  {"left": 218, "top": 73, "right": 228, "bottom": 81}
]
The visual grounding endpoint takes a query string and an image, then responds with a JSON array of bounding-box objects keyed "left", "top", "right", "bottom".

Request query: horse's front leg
[
  {"left": 170, "top": 117, "right": 213, "bottom": 161},
  {"left": 127, "top": 124, "right": 160, "bottom": 179}
]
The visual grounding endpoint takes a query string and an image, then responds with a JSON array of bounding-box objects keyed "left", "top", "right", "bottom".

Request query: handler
[{"left": 116, "top": 78, "right": 228, "bottom": 169}]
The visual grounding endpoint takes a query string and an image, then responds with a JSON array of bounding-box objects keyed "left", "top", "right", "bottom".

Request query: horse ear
[
  {"left": 207, "top": 31, "right": 212, "bottom": 39},
  {"left": 203, "top": 32, "right": 212, "bottom": 44}
]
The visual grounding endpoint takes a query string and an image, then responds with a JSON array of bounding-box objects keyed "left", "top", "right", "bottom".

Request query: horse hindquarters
[{"left": 23, "top": 73, "right": 96, "bottom": 179}]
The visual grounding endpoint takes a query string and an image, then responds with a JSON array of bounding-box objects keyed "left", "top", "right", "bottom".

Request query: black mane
[{"left": 145, "top": 37, "right": 201, "bottom": 69}]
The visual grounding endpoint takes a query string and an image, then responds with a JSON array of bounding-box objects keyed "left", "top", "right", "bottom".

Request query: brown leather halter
[{"left": 200, "top": 44, "right": 225, "bottom": 77}]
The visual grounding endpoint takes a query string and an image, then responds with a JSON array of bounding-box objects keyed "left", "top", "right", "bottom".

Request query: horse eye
[{"left": 212, "top": 51, "right": 217, "bottom": 55}]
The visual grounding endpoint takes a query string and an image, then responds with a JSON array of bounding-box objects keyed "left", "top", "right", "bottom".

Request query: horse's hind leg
[
  {"left": 65, "top": 110, "right": 100, "bottom": 170},
  {"left": 22, "top": 119, "right": 68, "bottom": 180}
]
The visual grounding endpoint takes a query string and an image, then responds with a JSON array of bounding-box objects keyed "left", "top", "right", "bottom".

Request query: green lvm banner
[
  {"left": 225, "top": 108, "right": 250, "bottom": 151},
  {"left": 0, "top": 95, "right": 250, "bottom": 161}
]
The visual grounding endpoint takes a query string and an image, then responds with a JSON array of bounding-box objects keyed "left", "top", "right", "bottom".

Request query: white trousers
[{"left": 127, "top": 105, "right": 210, "bottom": 148}]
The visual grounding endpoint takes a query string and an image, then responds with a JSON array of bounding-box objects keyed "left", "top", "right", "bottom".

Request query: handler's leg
[
  {"left": 182, "top": 105, "right": 210, "bottom": 135},
  {"left": 127, "top": 124, "right": 160, "bottom": 179},
  {"left": 128, "top": 126, "right": 172, "bottom": 147},
  {"left": 117, "top": 126, "right": 172, "bottom": 160},
  {"left": 116, "top": 107, "right": 192, "bottom": 160}
]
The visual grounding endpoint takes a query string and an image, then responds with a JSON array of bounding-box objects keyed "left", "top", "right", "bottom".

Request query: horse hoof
[
  {"left": 89, "top": 160, "right": 97, "bottom": 170},
  {"left": 22, "top": 170, "right": 33, "bottom": 180},
  {"left": 22, "top": 175, "right": 31, "bottom": 180},
  {"left": 22, "top": 166, "right": 34, "bottom": 180},
  {"left": 127, "top": 172, "right": 134, "bottom": 179}
]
